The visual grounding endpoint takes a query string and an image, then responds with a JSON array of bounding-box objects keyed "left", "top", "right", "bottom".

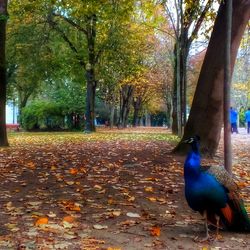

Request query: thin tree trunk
[
  {"left": 0, "top": 0, "right": 9, "bottom": 146},
  {"left": 109, "top": 105, "right": 115, "bottom": 128},
  {"left": 224, "top": 0, "right": 233, "bottom": 173},
  {"left": 172, "top": 42, "right": 181, "bottom": 135},
  {"left": 85, "top": 67, "right": 96, "bottom": 132},
  {"left": 174, "top": 0, "right": 250, "bottom": 156},
  {"left": 118, "top": 85, "right": 133, "bottom": 128},
  {"left": 132, "top": 97, "right": 142, "bottom": 127},
  {"left": 145, "top": 111, "right": 151, "bottom": 126}
]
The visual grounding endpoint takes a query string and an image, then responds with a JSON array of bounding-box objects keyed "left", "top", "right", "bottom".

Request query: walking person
[
  {"left": 245, "top": 107, "right": 250, "bottom": 134},
  {"left": 230, "top": 107, "right": 238, "bottom": 134}
]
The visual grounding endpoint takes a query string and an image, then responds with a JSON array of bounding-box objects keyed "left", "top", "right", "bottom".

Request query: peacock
[{"left": 183, "top": 135, "right": 250, "bottom": 241}]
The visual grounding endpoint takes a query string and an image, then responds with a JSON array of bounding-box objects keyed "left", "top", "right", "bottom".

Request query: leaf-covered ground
[{"left": 0, "top": 127, "right": 249, "bottom": 250}]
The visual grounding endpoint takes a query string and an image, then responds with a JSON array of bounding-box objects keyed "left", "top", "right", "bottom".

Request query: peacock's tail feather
[{"left": 220, "top": 193, "right": 250, "bottom": 232}]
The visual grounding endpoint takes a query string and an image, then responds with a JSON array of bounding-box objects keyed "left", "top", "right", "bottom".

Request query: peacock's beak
[{"left": 182, "top": 138, "right": 194, "bottom": 144}]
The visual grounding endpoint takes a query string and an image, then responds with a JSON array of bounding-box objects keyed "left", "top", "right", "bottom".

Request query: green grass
[{"left": 7, "top": 129, "right": 178, "bottom": 146}]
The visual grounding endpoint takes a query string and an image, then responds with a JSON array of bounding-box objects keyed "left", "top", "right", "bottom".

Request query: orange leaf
[
  {"left": 27, "top": 162, "right": 36, "bottom": 169},
  {"left": 69, "top": 168, "right": 78, "bottom": 175},
  {"left": 35, "top": 217, "right": 48, "bottom": 226},
  {"left": 237, "top": 182, "right": 247, "bottom": 188},
  {"left": 150, "top": 226, "right": 161, "bottom": 237},
  {"left": 63, "top": 216, "right": 75, "bottom": 223},
  {"left": 69, "top": 203, "right": 81, "bottom": 211}
]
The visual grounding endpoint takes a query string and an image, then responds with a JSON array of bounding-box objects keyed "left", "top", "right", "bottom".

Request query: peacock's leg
[
  {"left": 215, "top": 214, "right": 222, "bottom": 240},
  {"left": 203, "top": 210, "right": 210, "bottom": 240},
  {"left": 194, "top": 210, "right": 212, "bottom": 242}
]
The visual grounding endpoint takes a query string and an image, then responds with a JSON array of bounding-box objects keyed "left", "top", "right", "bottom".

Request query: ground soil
[{"left": 0, "top": 127, "right": 249, "bottom": 250}]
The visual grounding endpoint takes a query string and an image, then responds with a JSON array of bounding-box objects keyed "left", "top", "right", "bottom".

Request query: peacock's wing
[
  {"left": 201, "top": 165, "right": 239, "bottom": 192},
  {"left": 201, "top": 165, "right": 250, "bottom": 232}
]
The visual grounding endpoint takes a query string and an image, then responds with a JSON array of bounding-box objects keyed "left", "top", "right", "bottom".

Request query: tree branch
[
  {"left": 47, "top": 14, "right": 85, "bottom": 68},
  {"left": 52, "top": 12, "right": 87, "bottom": 35},
  {"left": 188, "top": 0, "right": 213, "bottom": 47}
]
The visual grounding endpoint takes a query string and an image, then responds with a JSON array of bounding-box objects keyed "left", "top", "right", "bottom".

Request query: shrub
[{"left": 21, "top": 101, "right": 65, "bottom": 130}]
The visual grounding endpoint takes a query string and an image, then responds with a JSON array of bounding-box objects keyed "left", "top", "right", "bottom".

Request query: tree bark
[
  {"left": 172, "top": 42, "right": 181, "bottom": 135},
  {"left": 85, "top": 67, "right": 96, "bottom": 132},
  {"left": 84, "top": 14, "right": 97, "bottom": 132},
  {"left": 0, "top": 0, "right": 9, "bottom": 146},
  {"left": 174, "top": 0, "right": 250, "bottom": 156},
  {"left": 171, "top": 0, "right": 214, "bottom": 136},
  {"left": 118, "top": 85, "right": 134, "bottom": 128},
  {"left": 132, "top": 97, "right": 142, "bottom": 127}
]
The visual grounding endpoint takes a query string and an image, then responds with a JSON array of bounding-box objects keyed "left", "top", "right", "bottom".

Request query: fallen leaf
[
  {"left": 145, "top": 187, "right": 154, "bottom": 192},
  {"left": 35, "top": 217, "right": 48, "bottom": 226},
  {"left": 112, "top": 211, "right": 121, "bottom": 217},
  {"left": 62, "top": 221, "right": 74, "bottom": 229},
  {"left": 93, "top": 224, "right": 108, "bottom": 230},
  {"left": 150, "top": 227, "right": 161, "bottom": 237},
  {"left": 126, "top": 212, "right": 141, "bottom": 218},
  {"left": 147, "top": 197, "right": 157, "bottom": 202},
  {"left": 63, "top": 216, "right": 75, "bottom": 223},
  {"left": 69, "top": 168, "right": 78, "bottom": 175}
]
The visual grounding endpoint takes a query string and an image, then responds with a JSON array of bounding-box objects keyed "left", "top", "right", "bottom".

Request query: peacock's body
[{"left": 183, "top": 136, "right": 250, "bottom": 240}]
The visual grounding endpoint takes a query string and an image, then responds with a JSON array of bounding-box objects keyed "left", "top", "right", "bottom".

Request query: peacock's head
[{"left": 182, "top": 135, "right": 200, "bottom": 145}]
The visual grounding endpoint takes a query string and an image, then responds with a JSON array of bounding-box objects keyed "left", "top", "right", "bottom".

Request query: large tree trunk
[
  {"left": 84, "top": 14, "right": 97, "bottom": 132},
  {"left": 175, "top": 0, "right": 250, "bottom": 156},
  {"left": 0, "top": 0, "right": 9, "bottom": 146}
]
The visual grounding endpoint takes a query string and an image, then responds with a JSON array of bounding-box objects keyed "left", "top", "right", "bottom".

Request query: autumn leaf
[
  {"left": 27, "top": 162, "right": 36, "bottom": 169},
  {"left": 63, "top": 216, "right": 75, "bottom": 223},
  {"left": 35, "top": 217, "right": 48, "bottom": 226},
  {"left": 145, "top": 186, "right": 154, "bottom": 192},
  {"left": 112, "top": 211, "right": 121, "bottom": 217},
  {"left": 93, "top": 224, "right": 108, "bottom": 230},
  {"left": 147, "top": 197, "right": 157, "bottom": 202},
  {"left": 126, "top": 212, "right": 140, "bottom": 218},
  {"left": 150, "top": 227, "right": 161, "bottom": 237},
  {"left": 60, "top": 201, "right": 81, "bottom": 211},
  {"left": 51, "top": 166, "right": 57, "bottom": 170},
  {"left": 69, "top": 168, "right": 78, "bottom": 175}
]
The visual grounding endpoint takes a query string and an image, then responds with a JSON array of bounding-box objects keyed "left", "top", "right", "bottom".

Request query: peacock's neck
[{"left": 184, "top": 151, "right": 201, "bottom": 178}]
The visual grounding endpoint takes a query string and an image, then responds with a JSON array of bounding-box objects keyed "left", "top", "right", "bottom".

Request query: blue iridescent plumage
[{"left": 183, "top": 136, "right": 250, "bottom": 241}]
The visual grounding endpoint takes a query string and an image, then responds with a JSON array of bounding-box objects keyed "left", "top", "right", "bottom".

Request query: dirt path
[{"left": 0, "top": 128, "right": 249, "bottom": 250}]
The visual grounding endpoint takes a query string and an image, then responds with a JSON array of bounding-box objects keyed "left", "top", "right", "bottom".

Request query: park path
[{"left": 0, "top": 128, "right": 249, "bottom": 250}]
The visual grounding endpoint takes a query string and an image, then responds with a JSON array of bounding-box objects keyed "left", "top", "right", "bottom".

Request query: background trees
[
  {"left": 175, "top": 0, "right": 250, "bottom": 155},
  {"left": 161, "top": 0, "right": 216, "bottom": 136},
  {"left": 1, "top": 0, "right": 249, "bottom": 154}
]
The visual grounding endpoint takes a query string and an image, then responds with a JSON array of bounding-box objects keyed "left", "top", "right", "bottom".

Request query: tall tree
[
  {"left": 162, "top": 0, "right": 215, "bottom": 135},
  {"left": 175, "top": 0, "right": 250, "bottom": 156},
  {"left": 0, "top": 0, "right": 9, "bottom": 146},
  {"left": 46, "top": 0, "right": 135, "bottom": 132}
]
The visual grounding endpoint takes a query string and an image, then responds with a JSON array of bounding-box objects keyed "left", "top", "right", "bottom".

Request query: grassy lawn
[{"left": 7, "top": 127, "right": 179, "bottom": 146}]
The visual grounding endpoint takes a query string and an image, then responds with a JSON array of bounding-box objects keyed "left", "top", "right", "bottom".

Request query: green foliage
[
  {"left": 21, "top": 101, "right": 65, "bottom": 130},
  {"left": 239, "top": 108, "right": 246, "bottom": 127}
]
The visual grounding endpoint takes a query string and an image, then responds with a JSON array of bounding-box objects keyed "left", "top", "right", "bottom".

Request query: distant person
[
  {"left": 245, "top": 107, "right": 250, "bottom": 134},
  {"left": 230, "top": 107, "right": 238, "bottom": 134}
]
